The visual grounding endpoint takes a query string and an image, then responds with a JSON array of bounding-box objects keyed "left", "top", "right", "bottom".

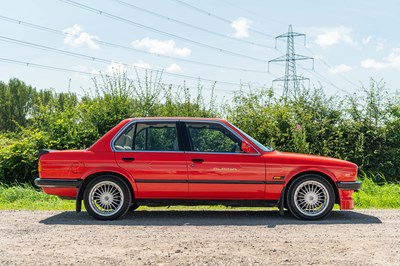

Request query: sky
[{"left": 0, "top": 0, "right": 399, "bottom": 100}]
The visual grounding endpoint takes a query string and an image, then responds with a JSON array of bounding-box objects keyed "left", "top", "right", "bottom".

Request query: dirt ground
[{"left": 0, "top": 209, "right": 399, "bottom": 265}]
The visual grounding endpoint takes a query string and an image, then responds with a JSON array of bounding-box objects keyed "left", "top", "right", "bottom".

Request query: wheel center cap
[
  {"left": 101, "top": 193, "right": 113, "bottom": 204},
  {"left": 305, "top": 192, "right": 318, "bottom": 204}
]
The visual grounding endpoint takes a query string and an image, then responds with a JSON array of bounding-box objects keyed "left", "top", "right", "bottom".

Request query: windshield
[{"left": 230, "top": 123, "right": 274, "bottom": 152}]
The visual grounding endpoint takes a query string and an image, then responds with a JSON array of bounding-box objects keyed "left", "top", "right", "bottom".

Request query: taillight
[{"left": 38, "top": 160, "right": 42, "bottom": 173}]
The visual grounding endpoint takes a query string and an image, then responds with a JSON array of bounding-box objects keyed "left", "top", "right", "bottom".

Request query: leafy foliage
[{"left": 1, "top": 74, "right": 400, "bottom": 185}]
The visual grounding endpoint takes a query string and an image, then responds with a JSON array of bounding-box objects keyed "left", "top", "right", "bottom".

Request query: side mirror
[{"left": 241, "top": 140, "right": 257, "bottom": 154}]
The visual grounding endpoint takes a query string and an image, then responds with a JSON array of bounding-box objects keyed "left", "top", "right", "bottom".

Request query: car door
[
  {"left": 184, "top": 121, "right": 265, "bottom": 199},
  {"left": 113, "top": 121, "right": 188, "bottom": 198}
]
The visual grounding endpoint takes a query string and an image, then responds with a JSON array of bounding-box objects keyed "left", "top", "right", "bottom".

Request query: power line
[
  {"left": 169, "top": 0, "right": 361, "bottom": 92},
  {"left": 170, "top": 0, "right": 278, "bottom": 40},
  {"left": 0, "top": 57, "right": 237, "bottom": 93},
  {"left": 59, "top": 0, "right": 270, "bottom": 64},
  {"left": 0, "top": 15, "right": 269, "bottom": 74},
  {"left": 304, "top": 46, "right": 360, "bottom": 88},
  {"left": 297, "top": 63, "right": 350, "bottom": 95},
  {"left": 0, "top": 35, "right": 247, "bottom": 87},
  {"left": 108, "top": 0, "right": 274, "bottom": 50},
  {"left": 220, "top": 0, "right": 287, "bottom": 27}
]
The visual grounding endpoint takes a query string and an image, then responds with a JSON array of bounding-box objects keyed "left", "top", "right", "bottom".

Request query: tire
[
  {"left": 286, "top": 174, "right": 335, "bottom": 220},
  {"left": 129, "top": 203, "right": 140, "bottom": 211},
  {"left": 83, "top": 175, "right": 132, "bottom": 220}
]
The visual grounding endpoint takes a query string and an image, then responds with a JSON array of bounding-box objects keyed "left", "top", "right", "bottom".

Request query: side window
[
  {"left": 186, "top": 122, "right": 242, "bottom": 153},
  {"left": 134, "top": 122, "right": 179, "bottom": 151},
  {"left": 114, "top": 123, "right": 135, "bottom": 150}
]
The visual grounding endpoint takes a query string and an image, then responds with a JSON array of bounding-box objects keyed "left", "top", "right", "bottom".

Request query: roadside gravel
[{"left": 0, "top": 210, "right": 399, "bottom": 265}]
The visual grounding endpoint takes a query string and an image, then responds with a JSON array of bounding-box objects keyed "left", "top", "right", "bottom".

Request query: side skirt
[{"left": 135, "top": 199, "right": 279, "bottom": 207}]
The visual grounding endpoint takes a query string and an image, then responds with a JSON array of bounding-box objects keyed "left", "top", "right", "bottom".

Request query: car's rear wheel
[
  {"left": 84, "top": 175, "right": 132, "bottom": 220},
  {"left": 286, "top": 175, "right": 335, "bottom": 220}
]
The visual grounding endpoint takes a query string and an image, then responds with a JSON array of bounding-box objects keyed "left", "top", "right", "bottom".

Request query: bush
[
  {"left": 1, "top": 75, "right": 400, "bottom": 184},
  {"left": 0, "top": 130, "right": 47, "bottom": 184}
]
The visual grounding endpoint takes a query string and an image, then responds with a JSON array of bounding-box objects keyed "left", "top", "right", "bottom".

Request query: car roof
[{"left": 129, "top": 117, "right": 226, "bottom": 122}]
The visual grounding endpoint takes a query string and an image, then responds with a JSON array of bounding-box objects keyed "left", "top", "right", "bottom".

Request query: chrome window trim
[
  {"left": 110, "top": 121, "right": 136, "bottom": 152},
  {"left": 111, "top": 120, "right": 179, "bottom": 152},
  {"left": 183, "top": 120, "right": 261, "bottom": 155},
  {"left": 110, "top": 119, "right": 261, "bottom": 155}
]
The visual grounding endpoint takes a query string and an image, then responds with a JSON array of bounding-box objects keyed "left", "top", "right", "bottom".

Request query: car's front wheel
[
  {"left": 83, "top": 175, "right": 132, "bottom": 220},
  {"left": 286, "top": 175, "right": 335, "bottom": 220}
]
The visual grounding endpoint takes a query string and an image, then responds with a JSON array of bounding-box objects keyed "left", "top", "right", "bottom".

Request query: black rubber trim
[
  {"left": 279, "top": 186, "right": 286, "bottom": 215},
  {"left": 136, "top": 199, "right": 278, "bottom": 207},
  {"left": 136, "top": 179, "right": 187, "bottom": 183},
  {"left": 135, "top": 179, "right": 285, "bottom": 185},
  {"left": 336, "top": 181, "right": 362, "bottom": 191},
  {"left": 34, "top": 178, "right": 83, "bottom": 188},
  {"left": 38, "top": 149, "right": 51, "bottom": 158}
]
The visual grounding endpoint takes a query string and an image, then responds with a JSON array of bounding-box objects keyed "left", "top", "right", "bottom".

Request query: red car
[{"left": 35, "top": 117, "right": 361, "bottom": 220}]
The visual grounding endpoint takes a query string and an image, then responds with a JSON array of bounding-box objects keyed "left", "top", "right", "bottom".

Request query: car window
[
  {"left": 114, "top": 124, "right": 135, "bottom": 150},
  {"left": 186, "top": 122, "right": 242, "bottom": 153},
  {"left": 134, "top": 122, "right": 179, "bottom": 151}
]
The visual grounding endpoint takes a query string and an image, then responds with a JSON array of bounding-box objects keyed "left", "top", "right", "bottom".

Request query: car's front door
[
  {"left": 184, "top": 121, "right": 265, "bottom": 199},
  {"left": 114, "top": 121, "right": 188, "bottom": 198}
]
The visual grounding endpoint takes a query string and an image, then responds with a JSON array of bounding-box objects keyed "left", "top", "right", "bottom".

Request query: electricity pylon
[{"left": 268, "top": 25, "right": 314, "bottom": 99}]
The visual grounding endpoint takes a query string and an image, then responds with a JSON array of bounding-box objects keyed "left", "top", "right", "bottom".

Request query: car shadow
[{"left": 40, "top": 210, "right": 382, "bottom": 227}]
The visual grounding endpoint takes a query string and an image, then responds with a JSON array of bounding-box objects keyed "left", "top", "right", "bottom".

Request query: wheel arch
[
  {"left": 284, "top": 171, "right": 339, "bottom": 205},
  {"left": 76, "top": 171, "right": 135, "bottom": 212}
]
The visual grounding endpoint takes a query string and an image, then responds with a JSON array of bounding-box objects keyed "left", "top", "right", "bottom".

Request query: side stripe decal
[{"left": 135, "top": 179, "right": 285, "bottom": 185}]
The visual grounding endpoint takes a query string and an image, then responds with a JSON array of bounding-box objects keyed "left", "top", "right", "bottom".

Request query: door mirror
[{"left": 241, "top": 140, "right": 257, "bottom": 153}]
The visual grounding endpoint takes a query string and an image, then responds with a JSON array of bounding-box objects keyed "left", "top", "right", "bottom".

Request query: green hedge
[{"left": 1, "top": 75, "right": 400, "bottom": 184}]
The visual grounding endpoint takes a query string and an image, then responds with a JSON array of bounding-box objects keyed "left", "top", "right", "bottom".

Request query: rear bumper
[{"left": 34, "top": 178, "right": 83, "bottom": 188}]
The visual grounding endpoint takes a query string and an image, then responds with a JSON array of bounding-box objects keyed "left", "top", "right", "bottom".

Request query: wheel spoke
[
  {"left": 88, "top": 180, "right": 125, "bottom": 217},
  {"left": 293, "top": 179, "right": 330, "bottom": 217}
]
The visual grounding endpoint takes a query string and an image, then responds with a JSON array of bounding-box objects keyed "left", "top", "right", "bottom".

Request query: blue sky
[{"left": 0, "top": 0, "right": 399, "bottom": 99}]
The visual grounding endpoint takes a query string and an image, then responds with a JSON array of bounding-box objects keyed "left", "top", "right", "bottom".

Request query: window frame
[
  {"left": 181, "top": 121, "right": 258, "bottom": 155},
  {"left": 111, "top": 121, "right": 184, "bottom": 153},
  {"left": 111, "top": 119, "right": 261, "bottom": 155}
]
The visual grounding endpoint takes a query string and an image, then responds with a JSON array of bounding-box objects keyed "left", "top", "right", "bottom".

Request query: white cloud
[
  {"left": 166, "top": 63, "right": 182, "bottom": 73},
  {"left": 231, "top": 17, "right": 252, "bottom": 38},
  {"left": 133, "top": 60, "right": 150, "bottom": 69},
  {"left": 362, "top": 36, "right": 371, "bottom": 45},
  {"left": 376, "top": 39, "right": 387, "bottom": 51},
  {"left": 132, "top": 37, "right": 191, "bottom": 57},
  {"left": 314, "top": 26, "right": 355, "bottom": 47},
  {"left": 329, "top": 64, "right": 352, "bottom": 74},
  {"left": 62, "top": 24, "right": 100, "bottom": 50},
  {"left": 361, "top": 48, "right": 400, "bottom": 70},
  {"left": 76, "top": 65, "right": 100, "bottom": 75},
  {"left": 106, "top": 62, "right": 126, "bottom": 74}
]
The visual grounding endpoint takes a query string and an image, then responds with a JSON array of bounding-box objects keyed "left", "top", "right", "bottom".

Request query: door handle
[
  {"left": 122, "top": 157, "right": 135, "bottom": 162},
  {"left": 191, "top": 158, "right": 204, "bottom": 163}
]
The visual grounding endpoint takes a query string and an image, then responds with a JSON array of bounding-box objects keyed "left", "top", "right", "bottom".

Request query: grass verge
[{"left": 0, "top": 175, "right": 399, "bottom": 211}]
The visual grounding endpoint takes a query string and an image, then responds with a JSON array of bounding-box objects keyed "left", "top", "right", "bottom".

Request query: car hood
[{"left": 262, "top": 150, "right": 357, "bottom": 168}]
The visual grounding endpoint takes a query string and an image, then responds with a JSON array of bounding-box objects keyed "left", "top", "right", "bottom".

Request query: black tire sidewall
[
  {"left": 286, "top": 175, "right": 335, "bottom": 220},
  {"left": 83, "top": 175, "right": 132, "bottom": 220}
]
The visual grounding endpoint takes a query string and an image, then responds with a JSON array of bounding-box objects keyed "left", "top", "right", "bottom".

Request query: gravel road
[{"left": 0, "top": 210, "right": 399, "bottom": 265}]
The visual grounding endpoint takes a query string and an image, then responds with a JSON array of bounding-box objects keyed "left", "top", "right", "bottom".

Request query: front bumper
[
  {"left": 337, "top": 181, "right": 362, "bottom": 191},
  {"left": 34, "top": 178, "right": 83, "bottom": 188},
  {"left": 336, "top": 181, "right": 362, "bottom": 210}
]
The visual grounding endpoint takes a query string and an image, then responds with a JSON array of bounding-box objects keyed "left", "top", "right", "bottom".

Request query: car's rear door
[
  {"left": 183, "top": 121, "right": 265, "bottom": 199},
  {"left": 113, "top": 121, "right": 188, "bottom": 198}
]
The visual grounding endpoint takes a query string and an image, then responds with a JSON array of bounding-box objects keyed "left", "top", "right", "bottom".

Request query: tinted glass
[
  {"left": 114, "top": 124, "right": 135, "bottom": 150},
  {"left": 134, "top": 122, "right": 179, "bottom": 151},
  {"left": 186, "top": 122, "right": 242, "bottom": 153}
]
